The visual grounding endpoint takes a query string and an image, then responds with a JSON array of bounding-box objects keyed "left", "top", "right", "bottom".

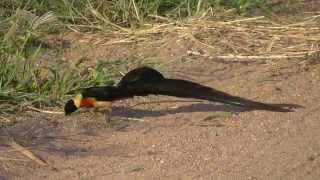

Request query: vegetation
[
  {"left": 0, "top": 0, "right": 268, "bottom": 113},
  {"left": 1, "top": 0, "right": 267, "bottom": 25}
]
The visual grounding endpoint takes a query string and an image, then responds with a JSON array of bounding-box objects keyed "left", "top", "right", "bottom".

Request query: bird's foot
[{"left": 103, "top": 108, "right": 112, "bottom": 128}]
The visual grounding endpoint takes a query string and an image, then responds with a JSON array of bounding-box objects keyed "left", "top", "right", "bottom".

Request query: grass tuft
[{"left": 0, "top": 10, "right": 115, "bottom": 113}]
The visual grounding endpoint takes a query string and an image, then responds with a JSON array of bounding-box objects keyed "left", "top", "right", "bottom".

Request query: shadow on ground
[{"left": 112, "top": 103, "right": 245, "bottom": 118}]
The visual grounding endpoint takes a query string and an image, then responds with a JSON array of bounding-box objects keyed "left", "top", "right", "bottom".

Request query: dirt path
[{"left": 1, "top": 54, "right": 320, "bottom": 179}]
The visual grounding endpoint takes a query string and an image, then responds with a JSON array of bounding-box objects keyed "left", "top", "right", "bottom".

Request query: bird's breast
[
  {"left": 81, "top": 97, "right": 97, "bottom": 107},
  {"left": 81, "top": 97, "right": 112, "bottom": 108}
]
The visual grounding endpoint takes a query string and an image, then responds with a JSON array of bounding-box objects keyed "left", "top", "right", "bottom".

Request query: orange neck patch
[{"left": 80, "top": 97, "right": 97, "bottom": 107}]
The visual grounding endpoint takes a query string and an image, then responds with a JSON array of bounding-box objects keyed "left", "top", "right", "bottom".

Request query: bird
[{"left": 64, "top": 66, "right": 302, "bottom": 119}]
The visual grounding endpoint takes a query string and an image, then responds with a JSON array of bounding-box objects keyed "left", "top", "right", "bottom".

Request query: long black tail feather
[{"left": 123, "top": 78, "right": 302, "bottom": 112}]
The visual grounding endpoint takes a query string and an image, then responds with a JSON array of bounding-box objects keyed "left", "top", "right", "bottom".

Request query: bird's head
[{"left": 64, "top": 94, "right": 82, "bottom": 115}]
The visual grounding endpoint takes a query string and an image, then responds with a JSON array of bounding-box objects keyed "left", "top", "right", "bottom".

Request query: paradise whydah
[{"left": 64, "top": 66, "right": 302, "bottom": 115}]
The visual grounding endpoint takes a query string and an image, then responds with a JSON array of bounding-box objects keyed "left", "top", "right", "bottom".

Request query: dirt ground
[{"left": 1, "top": 7, "right": 320, "bottom": 180}]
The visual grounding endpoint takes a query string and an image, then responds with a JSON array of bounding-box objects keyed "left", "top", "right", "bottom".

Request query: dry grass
[
  {"left": 0, "top": 133, "right": 47, "bottom": 166},
  {"left": 82, "top": 14, "right": 320, "bottom": 63}
]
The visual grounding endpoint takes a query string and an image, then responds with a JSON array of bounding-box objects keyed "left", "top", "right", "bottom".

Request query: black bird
[{"left": 64, "top": 66, "right": 302, "bottom": 116}]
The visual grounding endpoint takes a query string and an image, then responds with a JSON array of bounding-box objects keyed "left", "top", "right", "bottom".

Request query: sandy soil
[{"left": 1, "top": 55, "right": 320, "bottom": 180}]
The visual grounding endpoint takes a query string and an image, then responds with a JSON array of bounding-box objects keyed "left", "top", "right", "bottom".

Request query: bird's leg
[
  {"left": 92, "top": 101, "right": 113, "bottom": 126},
  {"left": 104, "top": 107, "right": 112, "bottom": 125}
]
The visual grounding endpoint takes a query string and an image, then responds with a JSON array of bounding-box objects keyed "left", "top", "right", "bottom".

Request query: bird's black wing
[
  {"left": 124, "top": 78, "right": 302, "bottom": 112},
  {"left": 117, "top": 66, "right": 165, "bottom": 87},
  {"left": 81, "top": 86, "right": 131, "bottom": 101}
]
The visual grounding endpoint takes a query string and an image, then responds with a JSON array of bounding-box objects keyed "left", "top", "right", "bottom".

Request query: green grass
[
  {"left": 0, "top": 8, "right": 116, "bottom": 113},
  {"left": 1, "top": 0, "right": 268, "bottom": 27},
  {"left": 0, "top": 0, "right": 268, "bottom": 114},
  {"left": 0, "top": 54, "right": 115, "bottom": 112},
  {"left": 0, "top": 10, "right": 115, "bottom": 112}
]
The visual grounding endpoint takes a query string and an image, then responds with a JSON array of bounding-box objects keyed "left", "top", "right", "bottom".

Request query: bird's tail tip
[{"left": 261, "top": 103, "right": 305, "bottom": 112}]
